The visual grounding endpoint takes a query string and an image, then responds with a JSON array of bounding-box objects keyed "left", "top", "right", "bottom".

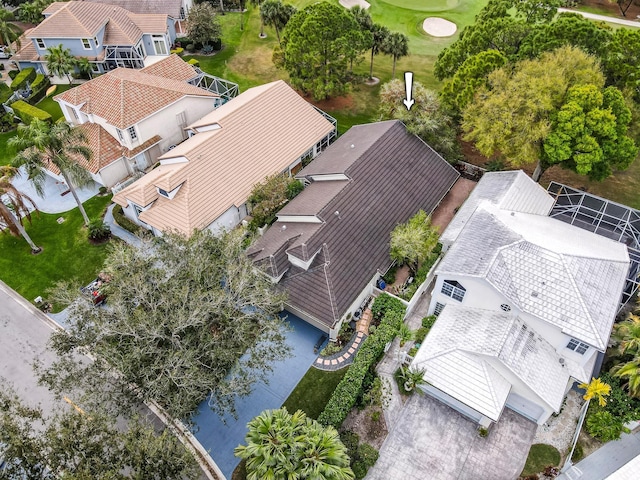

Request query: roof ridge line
[{"left": 561, "top": 254, "right": 602, "bottom": 348}]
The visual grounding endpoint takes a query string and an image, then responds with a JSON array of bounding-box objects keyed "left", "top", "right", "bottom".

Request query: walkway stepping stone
[
  {"left": 331, "top": 359, "right": 338, "bottom": 365},
  {"left": 348, "top": 347, "right": 356, "bottom": 354}
]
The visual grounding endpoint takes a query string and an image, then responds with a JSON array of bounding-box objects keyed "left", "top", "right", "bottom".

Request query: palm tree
[
  {"left": 9, "top": 119, "right": 93, "bottom": 226},
  {"left": 382, "top": 31, "right": 409, "bottom": 79},
  {"left": 0, "top": 166, "right": 41, "bottom": 253},
  {"left": 612, "top": 360, "right": 640, "bottom": 397},
  {"left": 235, "top": 408, "right": 354, "bottom": 480},
  {"left": 0, "top": 8, "right": 21, "bottom": 51},
  {"left": 399, "top": 365, "right": 426, "bottom": 392},
  {"left": 44, "top": 44, "right": 76, "bottom": 84},
  {"left": 578, "top": 377, "right": 611, "bottom": 407},
  {"left": 249, "top": 0, "right": 266, "bottom": 38},
  {"left": 350, "top": 5, "right": 372, "bottom": 31},
  {"left": 612, "top": 314, "right": 640, "bottom": 357},
  {"left": 75, "top": 57, "right": 93, "bottom": 80},
  {"left": 260, "top": 0, "right": 296, "bottom": 46},
  {"left": 297, "top": 418, "right": 354, "bottom": 480},
  {"left": 369, "top": 23, "right": 389, "bottom": 80}
]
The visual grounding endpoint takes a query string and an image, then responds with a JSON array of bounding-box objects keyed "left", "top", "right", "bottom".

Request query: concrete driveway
[{"left": 367, "top": 394, "right": 537, "bottom": 480}]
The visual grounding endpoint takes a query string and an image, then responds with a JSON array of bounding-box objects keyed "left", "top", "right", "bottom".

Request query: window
[
  {"left": 116, "top": 129, "right": 125, "bottom": 143},
  {"left": 93, "top": 37, "right": 99, "bottom": 46},
  {"left": 152, "top": 35, "right": 167, "bottom": 55},
  {"left": 128, "top": 126, "right": 138, "bottom": 141},
  {"left": 434, "top": 302, "right": 445, "bottom": 317},
  {"left": 158, "top": 187, "right": 170, "bottom": 198},
  {"left": 36, "top": 38, "right": 45, "bottom": 49},
  {"left": 441, "top": 280, "right": 466, "bottom": 302},
  {"left": 567, "top": 339, "right": 589, "bottom": 355},
  {"left": 82, "top": 38, "right": 91, "bottom": 49},
  {"left": 91, "top": 63, "right": 100, "bottom": 74},
  {"left": 500, "top": 303, "right": 511, "bottom": 312}
]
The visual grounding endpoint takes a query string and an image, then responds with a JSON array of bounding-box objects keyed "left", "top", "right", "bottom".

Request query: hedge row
[
  {"left": 27, "top": 74, "right": 51, "bottom": 105},
  {"left": 11, "top": 67, "right": 36, "bottom": 92},
  {"left": 11, "top": 100, "right": 52, "bottom": 124},
  {"left": 0, "top": 82, "right": 12, "bottom": 104},
  {"left": 318, "top": 294, "right": 405, "bottom": 428}
]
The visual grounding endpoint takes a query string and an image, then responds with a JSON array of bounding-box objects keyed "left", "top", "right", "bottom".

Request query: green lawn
[
  {"left": 0, "top": 194, "right": 113, "bottom": 311},
  {"left": 520, "top": 443, "right": 561, "bottom": 477},
  {"left": 282, "top": 366, "right": 348, "bottom": 419},
  {"left": 0, "top": 130, "right": 17, "bottom": 166},
  {"left": 35, "top": 84, "right": 72, "bottom": 121}
]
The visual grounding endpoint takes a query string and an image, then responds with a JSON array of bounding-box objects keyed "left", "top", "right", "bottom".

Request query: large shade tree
[
  {"left": 281, "top": 1, "right": 371, "bottom": 100},
  {"left": 10, "top": 119, "right": 93, "bottom": 226},
  {"left": 462, "top": 46, "right": 605, "bottom": 181},
  {"left": 40, "top": 229, "right": 291, "bottom": 421},
  {"left": 0, "top": 387, "right": 200, "bottom": 479},
  {"left": 542, "top": 84, "right": 638, "bottom": 180},
  {"left": 187, "top": 2, "right": 222, "bottom": 47},
  {"left": 235, "top": 408, "right": 354, "bottom": 480},
  {"left": 0, "top": 166, "right": 40, "bottom": 253},
  {"left": 44, "top": 44, "right": 77, "bottom": 84}
]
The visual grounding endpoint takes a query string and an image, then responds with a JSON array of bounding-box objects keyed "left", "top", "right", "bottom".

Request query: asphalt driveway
[
  {"left": 191, "top": 312, "right": 323, "bottom": 479},
  {"left": 367, "top": 394, "right": 537, "bottom": 480}
]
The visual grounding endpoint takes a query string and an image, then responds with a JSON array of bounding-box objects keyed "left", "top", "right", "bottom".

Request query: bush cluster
[
  {"left": 0, "top": 82, "right": 13, "bottom": 106},
  {"left": 11, "top": 100, "right": 51, "bottom": 124},
  {"left": 27, "top": 73, "right": 51, "bottom": 105},
  {"left": 10, "top": 67, "right": 36, "bottom": 92},
  {"left": 87, "top": 220, "right": 111, "bottom": 241},
  {"left": 339, "top": 431, "right": 379, "bottom": 480},
  {"left": 112, "top": 204, "right": 142, "bottom": 235},
  {"left": 318, "top": 294, "right": 405, "bottom": 428}
]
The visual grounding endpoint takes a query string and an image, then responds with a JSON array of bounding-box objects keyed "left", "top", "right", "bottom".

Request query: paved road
[
  {"left": 558, "top": 8, "right": 640, "bottom": 27},
  {"left": 0, "top": 280, "right": 62, "bottom": 417}
]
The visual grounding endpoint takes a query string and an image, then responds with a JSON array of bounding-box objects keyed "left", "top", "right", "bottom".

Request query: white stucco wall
[
  {"left": 205, "top": 203, "right": 248, "bottom": 236},
  {"left": 136, "top": 96, "right": 220, "bottom": 154},
  {"left": 97, "top": 157, "right": 129, "bottom": 187}
]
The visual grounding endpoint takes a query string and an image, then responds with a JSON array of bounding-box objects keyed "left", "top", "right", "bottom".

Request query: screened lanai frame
[{"left": 546, "top": 181, "right": 640, "bottom": 311}]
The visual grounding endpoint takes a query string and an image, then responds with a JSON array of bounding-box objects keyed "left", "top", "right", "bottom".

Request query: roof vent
[
  {"left": 350, "top": 144, "right": 355, "bottom": 149},
  {"left": 281, "top": 225, "right": 287, "bottom": 231},
  {"left": 531, "top": 291, "right": 539, "bottom": 298},
  {"left": 559, "top": 357, "right": 565, "bottom": 366},
  {"left": 334, "top": 211, "right": 341, "bottom": 219}
]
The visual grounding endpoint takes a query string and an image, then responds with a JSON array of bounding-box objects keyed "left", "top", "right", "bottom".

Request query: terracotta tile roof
[
  {"left": 54, "top": 66, "right": 216, "bottom": 129},
  {"left": 30, "top": 1, "right": 168, "bottom": 43},
  {"left": 140, "top": 54, "right": 197, "bottom": 81},
  {"left": 116, "top": 80, "right": 336, "bottom": 235},
  {"left": 113, "top": 162, "right": 188, "bottom": 207},
  {"left": 125, "top": 135, "right": 162, "bottom": 158},
  {"left": 12, "top": 36, "right": 38, "bottom": 62},
  {"left": 78, "top": 0, "right": 184, "bottom": 18},
  {"left": 248, "top": 121, "right": 460, "bottom": 328}
]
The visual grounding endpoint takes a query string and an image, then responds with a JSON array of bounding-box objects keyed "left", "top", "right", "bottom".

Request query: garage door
[
  {"left": 506, "top": 392, "right": 544, "bottom": 423},
  {"left": 422, "top": 384, "right": 484, "bottom": 424}
]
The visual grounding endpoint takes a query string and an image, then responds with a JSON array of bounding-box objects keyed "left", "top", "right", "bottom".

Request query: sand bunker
[
  {"left": 423, "top": 17, "right": 457, "bottom": 37},
  {"left": 339, "top": 0, "right": 371, "bottom": 10}
]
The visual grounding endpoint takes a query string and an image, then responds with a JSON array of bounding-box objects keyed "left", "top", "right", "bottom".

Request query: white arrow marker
[{"left": 403, "top": 71, "right": 415, "bottom": 111}]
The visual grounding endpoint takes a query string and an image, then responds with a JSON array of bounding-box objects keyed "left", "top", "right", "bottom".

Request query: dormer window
[
  {"left": 36, "top": 38, "right": 45, "bottom": 49},
  {"left": 156, "top": 183, "right": 183, "bottom": 200},
  {"left": 82, "top": 38, "right": 91, "bottom": 49},
  {"left": 441, "top": 280, "right": 466, "bottom": 302},
  {"left": 567, "top": 338, "right": 589, "bottom": 355}
]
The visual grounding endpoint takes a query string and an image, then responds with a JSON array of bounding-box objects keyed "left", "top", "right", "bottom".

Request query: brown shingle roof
[
  {"left": 140, "top": 54, "right": 197, "bottom": 81},
  {"left": 78, "top": 0, "right": 184, "bottom": 18},
  {"left": 31, "top": 1, "right": 167, "bottom": 42},
  {"left": 248, "top": 121, "right": 460, "bottom": 328},
  {"left": 54, "top": 65, "right": 216, "bottom": 129},
  {"left": 115, "top": 80, "right": 336, "bottom": 235}
]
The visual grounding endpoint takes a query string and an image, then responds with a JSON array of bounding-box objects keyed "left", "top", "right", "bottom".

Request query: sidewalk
[
  {"left": 557, "top": 427, "right": 640, "bottom": 480},
  {"left": 104, "top": 203, "right": 143, "bottom": 248},
  {"left": 558, "top": 7, "right": 640, "bottom": 27}
]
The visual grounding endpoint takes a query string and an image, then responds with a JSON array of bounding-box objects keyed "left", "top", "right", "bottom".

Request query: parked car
[{"left": 0, "top": 46, "right": 11, "bottom": 59}]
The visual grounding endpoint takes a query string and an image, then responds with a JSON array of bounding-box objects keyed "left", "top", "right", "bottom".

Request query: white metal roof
[
  {"left": 413, "top": 305, "right": 585, "bottom": 421},
  {"left": 437, "top": 206, "right": 630, "bottom": 350},
  {"left": 440, "top": 170, "right": 554, "bottom": 246}
]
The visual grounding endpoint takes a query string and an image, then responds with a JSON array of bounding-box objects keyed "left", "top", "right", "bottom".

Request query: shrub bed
[
  {"left": 112, "top": 204, "right": 142, "bottom": 235},
  {"left": 0, "top": 82, "right": 13, "bottom": 104},
  {"left": 28, "top": 74, "right": 51, "bottom": 105},
  {"left": 11, "top": 100, "right": 52, "bottom": 124},
  {"left": 11, "top": 67, "right": 36, "bottom": 92},
  {"left": 318, "top": 294, "right": 405, "bottom": 428},
  {"left": 339, "top": 431, "right": 379, "bottom": 480}
]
